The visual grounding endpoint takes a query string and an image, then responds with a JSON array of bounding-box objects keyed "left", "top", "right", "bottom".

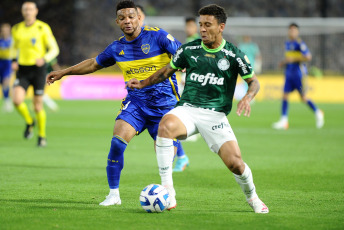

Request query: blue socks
[
  {"left": 176, "top": 141, "right": 185, "bottom": 158},
  {"left": 307, "top": 100, "right": 317, "bottom": 112},
  {"left": 106, "top": 135, "right": 127, "bottom": 189},
  {"left": 3, "top": 86, "right": 9, "bottom": 99},
  {"left": 282, "top": 99, "right": 288, "bottom": 116}
]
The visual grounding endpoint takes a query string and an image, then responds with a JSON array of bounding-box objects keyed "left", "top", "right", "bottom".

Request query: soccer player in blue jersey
[
  {"left": 273, "top": 23, "right": 324, "bottom": 130},
  {"left": 47, "top": 0, "right": 185, "bottom": 206},
  {"left": 0, "top": 23, "right": 14, "bottom": 112}
]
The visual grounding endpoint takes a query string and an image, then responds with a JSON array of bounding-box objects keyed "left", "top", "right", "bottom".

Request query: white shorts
[{"left": 166, "top": 105, "right": 237, "bottom": 153}]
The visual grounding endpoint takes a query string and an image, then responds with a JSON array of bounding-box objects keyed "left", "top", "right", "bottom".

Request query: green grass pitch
[{"left": 0, "top": 100, "right": 343, "bottom": 230}]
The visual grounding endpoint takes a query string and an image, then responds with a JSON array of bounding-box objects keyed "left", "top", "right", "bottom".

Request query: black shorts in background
[{"left": 14, "top": 64, "right": 47, "bottom": 95}]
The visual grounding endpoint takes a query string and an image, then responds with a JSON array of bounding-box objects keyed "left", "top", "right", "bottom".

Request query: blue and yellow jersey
[
  {"left": 285, "top": 38, "right": 310, "bottom": 76},
  {"left": 96, "top": 26, "right": 182, "bottom": 108},
  {"left": 0, "top": 37, "right": 13, "bottom": 60}
]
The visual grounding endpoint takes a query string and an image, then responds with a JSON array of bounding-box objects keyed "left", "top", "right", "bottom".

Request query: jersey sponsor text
[{"left": 190, "top": 73, "right": 224, "bottom": 86}]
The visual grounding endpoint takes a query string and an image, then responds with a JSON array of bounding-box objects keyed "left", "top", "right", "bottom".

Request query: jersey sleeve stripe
[
  {"left": 241, "top": 72, "right": 254, "bottom": 80},
  {"left": 168, "top": 77, "right": 180, "bottom": 101},
  {"left": 170, "top": 60, "right": 181, "bottom": 70}
]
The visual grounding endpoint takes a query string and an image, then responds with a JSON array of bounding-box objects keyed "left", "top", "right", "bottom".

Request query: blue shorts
[
  {"left": 284, "top": 70, "right": 304, "bottom": 94},
  {"left": 116, "top": 96, "right": 179, "bottom": 146},
  {"left": 0, "top": 59, "right": 12, "bottom": 83}
]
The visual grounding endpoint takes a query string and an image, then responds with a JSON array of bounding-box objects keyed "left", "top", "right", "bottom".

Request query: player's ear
[
  {"left": 219, "top": 23, "right": 225, "bottom": 33},
  {"left": 34, "top": 4, "right": 39, "bottom": 16}
]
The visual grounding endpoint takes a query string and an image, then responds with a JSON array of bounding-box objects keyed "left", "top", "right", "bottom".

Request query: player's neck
[
  {"left": 24, "top": 18, "right": 36, "bottom": 27},
  {"left": 204, "top": 38, "right": 224, "bottom": 49},
  {"left": 288, "top": 36, "right": 298, "bottom": 41},
  {"left": 1, "top": 35, "right": 10, "bottom": 39},
  {"left": 125, "top": 27, "right": 142, "bottom": 41}
]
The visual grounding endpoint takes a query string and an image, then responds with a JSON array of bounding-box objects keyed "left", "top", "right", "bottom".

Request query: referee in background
[{"left": 12, "top": 1, "right": 59, "bottom": 147}]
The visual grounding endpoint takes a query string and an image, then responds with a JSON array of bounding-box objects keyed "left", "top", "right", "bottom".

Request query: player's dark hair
[
  {"left": 116, "top": 0, "right": 137, "bottom": 15},
  {"left": 185, "top": 17, "right": 196, "bottom": 23},
  {"left": 23, "top": 1, "right": 38, "bottom": 8},
  {"left": 136, "top": 5, "right": 145, "bottom": 14},
  {"left": 198, "top": 4, "right": 227, "bottom": 24},
  {"left": 289, "top": 22, "right": 299, "bottom": 28}
]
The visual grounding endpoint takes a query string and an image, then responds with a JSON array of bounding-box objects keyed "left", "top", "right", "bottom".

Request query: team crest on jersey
[
  {"left": 141, "top": 44, "right": 150, "bottom": 54},
  {"left": 31, "top": 38, "right": 36, "bottom": 46},
  {"left": 217, "top": 58, "right": 230, "bottom": 71}
]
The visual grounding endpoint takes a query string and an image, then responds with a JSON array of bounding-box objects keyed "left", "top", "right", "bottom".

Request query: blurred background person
[
  {"left": 272, "top": 23, "right": 324, "bottom": 130},
  {"left": 178, "top": 17, "right": 200, "bottom": 95},
  {"left": 11, "top": 1, "right": 59, "bottom": 146},
  {"left": 0, "top": 23, "right": 14, "bottom": 112},
  {"left": 185, "top": 17, "right": 200, "bottom": 43},
  {"left": 234, "top": 35, "right": 262, "bottom": 101},
  {"left": 238, "top": 35, "right": 262, "bottom": 74}
]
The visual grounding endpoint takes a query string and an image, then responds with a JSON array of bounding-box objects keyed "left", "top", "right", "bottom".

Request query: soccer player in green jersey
[{"left": 127, "top": 4, "right": 269, "bottom": 213}]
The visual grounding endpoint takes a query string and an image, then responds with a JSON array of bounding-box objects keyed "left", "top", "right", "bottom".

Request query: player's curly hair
[
  {"left": 199, "top": 4, "right": 227, "bottom": 24},
  {"left": 116, "top": 0, "right": 137, "bottom": 14}
]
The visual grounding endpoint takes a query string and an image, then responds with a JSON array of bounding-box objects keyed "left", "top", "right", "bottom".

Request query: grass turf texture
[{"left": 0, "top": 100, "right": 343, "bottom": 230}]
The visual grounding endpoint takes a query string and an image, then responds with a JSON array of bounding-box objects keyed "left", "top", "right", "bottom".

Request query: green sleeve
[
  {"left": 236, "top": 50, "right": 253, "bottom": 79},
  {"left": 171, "top": 46, "right": 186, "bottom": 70}
]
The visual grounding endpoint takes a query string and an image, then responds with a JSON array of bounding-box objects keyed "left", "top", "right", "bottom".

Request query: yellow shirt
[{"left": 12, "top": 20, "right": 59, "bottom": 66}]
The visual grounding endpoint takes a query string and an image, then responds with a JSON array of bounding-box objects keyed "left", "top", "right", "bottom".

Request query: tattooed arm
[
  {"left": 126, "top": 64, "right": 177, "bottom": 89},
  {"left": 236, "top": 74, "right": 260, "bottom": 117}
]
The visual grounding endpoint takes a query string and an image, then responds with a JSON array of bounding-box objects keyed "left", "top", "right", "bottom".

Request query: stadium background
[
  {"left": 1, "top": 0, "right": 344, "bottom": 102},
  {"left": 1, "top": 1, "right": 344, "bottom": 229}
]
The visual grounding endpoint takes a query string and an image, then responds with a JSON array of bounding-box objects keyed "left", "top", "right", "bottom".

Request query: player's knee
[
  {"left": 34, "top": 104, "right": 43, "bottom": 113},
  {"left": 158, "top": 119, "right": 175, "bottom": 138},
  {"left": 12, "top": 96, "right": 22, "bottom": 106},
  {"left": 301, "top": 96, "right": 308, "bottom": 103}
]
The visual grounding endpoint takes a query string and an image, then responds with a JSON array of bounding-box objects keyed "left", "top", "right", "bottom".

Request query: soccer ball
[{"left": 140, "top": 184, "right": 170, "bottom": 213}]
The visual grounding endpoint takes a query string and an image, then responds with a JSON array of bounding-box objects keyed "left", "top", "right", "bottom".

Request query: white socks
[
  {"left": 233, "top": 163, "right": 257, "bottom": 201},
  {"left": 156, "top": 137, "right": 174, "bottom": 188},
  {"left": 109, "top": 188, "right": 119, "bottom": 195},
  {"left": 281, "top": 115, "right": 288, "bottom": 123}
]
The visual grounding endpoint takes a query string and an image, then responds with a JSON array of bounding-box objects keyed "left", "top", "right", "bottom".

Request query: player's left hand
[
  {"left": 236, "top": 96, "right": 251, "bottom": 117},
  {"left": 126, "top": 78, "right": 142, "bottom": 89}
]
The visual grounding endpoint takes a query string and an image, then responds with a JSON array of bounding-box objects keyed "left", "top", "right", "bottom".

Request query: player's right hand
[
  {"left": 126, "top": 78, "right": 142, "bottom": 89},
  {"left": 46, "top": 71, "right": 64, "bottom": 85}
]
